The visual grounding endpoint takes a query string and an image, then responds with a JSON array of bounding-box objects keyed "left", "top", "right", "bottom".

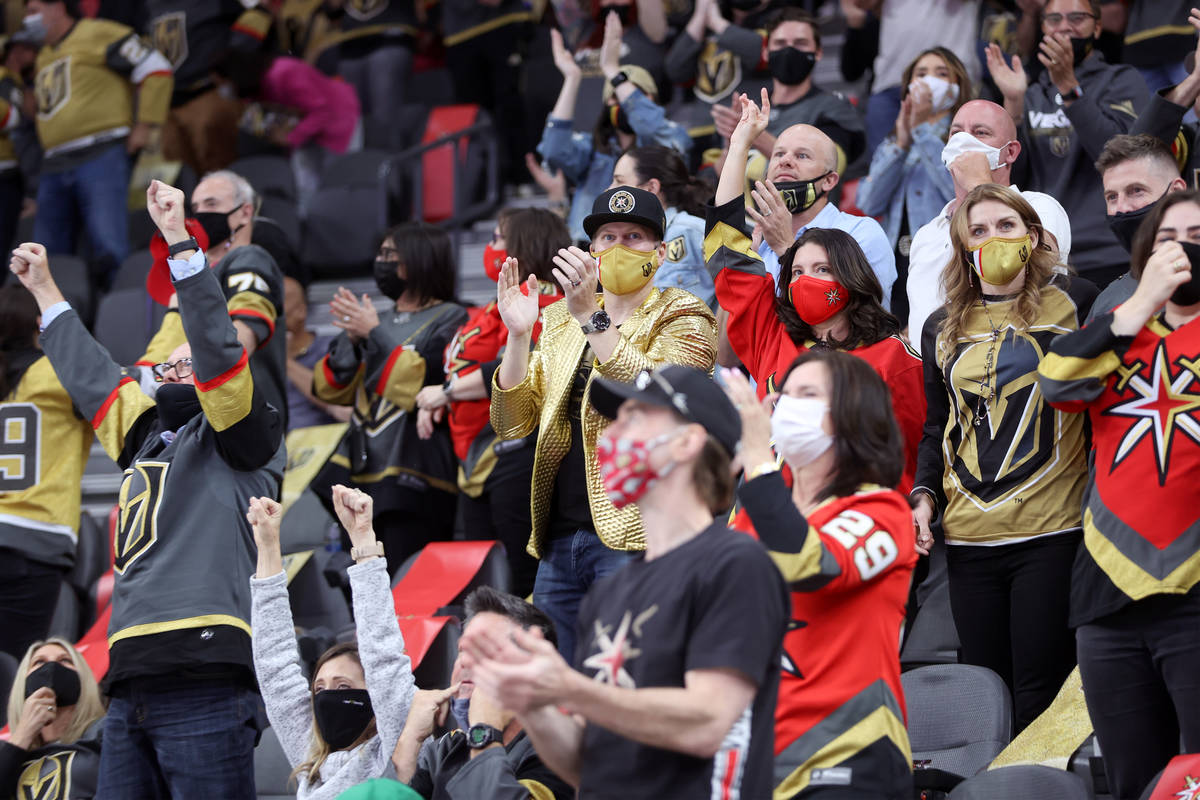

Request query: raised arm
[{"left": 716, "top": 89, "right": 770, "bottom": 206}]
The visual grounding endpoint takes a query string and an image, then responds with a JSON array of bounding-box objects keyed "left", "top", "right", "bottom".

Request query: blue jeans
[
  {"left": 533, "top": 529, "right": 635, "bottom": 662},
  {"left": 865, "top": 86, "right": 903, "bottom": 158},
  {"left": 34, "top": 142, "right": 130, "bottom": 290},
  {"left": 96, "top": 677, "right": 261, "bottom": 800}
]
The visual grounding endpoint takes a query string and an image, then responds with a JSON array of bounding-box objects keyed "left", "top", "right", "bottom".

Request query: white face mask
[
  {"left": 940, "top": 131, "right": 1011, "bottom": 171},
  {"left": 21, "top": 13, "right": 46, "bottom": 43},
  {"left": 914, "top": 75, "right": 960, "bottom": 114},
  {"left": 770, "top": 395, "right": 833, "bottom": 468}
]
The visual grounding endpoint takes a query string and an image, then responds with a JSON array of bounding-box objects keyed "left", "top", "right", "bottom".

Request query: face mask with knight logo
[
  {"left": 774, "top": 173, "right": 830, "bottom": 215},
  {"left": 594, "top": 244, "right": 659, "bottom": 295},
  {"left": 968, "top": 234, "right": 1033, "bottom": 285}
]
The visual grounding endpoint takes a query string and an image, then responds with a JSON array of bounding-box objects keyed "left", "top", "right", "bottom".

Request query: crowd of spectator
[{"left": 0, "top": 0, "right": 1199, "bottom": 799}]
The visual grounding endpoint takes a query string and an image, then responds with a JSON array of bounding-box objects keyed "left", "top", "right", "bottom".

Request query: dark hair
[
  {"left": 382, "top": 222, "right": 457, "bottom": 304},
  {"left": 503, "top": 208, "right": 572, "bottom": 284},
  {"left": 778, "top": 349, "right": 904, "bottom": 500},
  {"left": 1095, "top": 133, "right": 1180, "bottom": 178},
  {"left": 767, "top": 8, "right": 820, "bottom": 49},
  {"left": 775, "top": 228, "right": 900, "bottom": 349},
  {"left": 1130, "top": 189, "right": 1200, "bottom": 280},
  {"left": 691, "top": 435, "right": 735, "bottom": 515},
  {"left": 621, "top": 146, "right": 710, "bottom": 218},
  {"left": 0, "top": 285, "right": 40, "bottom": 398},
  {"left": 212, "top": 48, "right": 276, "bottom": 99},
  {"left": 464, "top": 586, "right": 558, "bottom": 648}
]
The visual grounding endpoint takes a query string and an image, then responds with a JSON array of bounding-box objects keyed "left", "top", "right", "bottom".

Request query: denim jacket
[
  {"left": 854, "top": 117, "right": 954, "bottom": 249},
  {"left": 537, "top": 88, "right": 693, "bottom": 241},
  {"left": 655, "top": 207, "right": 715, "bottom": 309}
]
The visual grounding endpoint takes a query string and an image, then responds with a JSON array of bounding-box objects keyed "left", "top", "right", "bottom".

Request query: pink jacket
[{"left": 260, "top": 56, "right": 361, "bottom": 154}]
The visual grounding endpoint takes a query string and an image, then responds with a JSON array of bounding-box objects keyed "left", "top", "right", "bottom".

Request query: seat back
[
  {"left": 902, "top": 664, "right": 1013, "bottom": 779},
  {"left": 949, "top": 765, "right": 1090, "bottom": 799},
  {"left": 51, "top": 254, "right": 95, "bottom": 326},
  {"left": 112, "top": 250, "right": 154, "bottom": 292},
  {"left": 46, "top": 581, "right": 82, "bottom": 641},
  {"left": 231, "top": 155, "right": 297, "bottom": 202},
  {"left": 94, "top": 287, "right": 168, "bottom": 366},
  {"left": 900, "top": 577, "right": 960, "bottom": 668},
  {"left": 390, "top": 541, "right": 512, "bottom": 616},
  {"left": 66, "top": 512, "right": 111, "bottom": 632},
  {"left": 397, "top": 616, "right": 460, "bottom": 690},
  {"left": 302, "top": 150, "right": 393, "bottom": 279},
  {"left": 258, "top": 198, "right": 302, "bottom": 251},
  {"left": 254, "top": 726, "right": 296, "bottom": 800}
]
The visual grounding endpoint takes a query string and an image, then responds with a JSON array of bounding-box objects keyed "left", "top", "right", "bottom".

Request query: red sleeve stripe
[
  {"left": 195, "top": 348, "right": 249, "bottom": 392},
  {"left": 0, "top": 107, "right": 10, "bottom": 128},
  {"left": 376, "top": 346, "right": 406, "bottom": 397},
  {"left": 134, "top": 359, "right": 155, "bottom": 367},
  {"left": 231, "top": 308, "right": 276, "bottom": 342},
  {"left": 231, "top": 23, "right": 267, "bottom": 40},
  {"left": 92, "top": 376, "right": 135, "bottom": 429},
  {"left": 141, "top": 70, "right": 173, "bottom": 82},
  {"left": 321, "top": 356, "right": 348, "bottom": 390}
]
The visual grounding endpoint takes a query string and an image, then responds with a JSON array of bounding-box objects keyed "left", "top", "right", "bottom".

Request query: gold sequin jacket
[{"left": 490, "top": 288, "right": 718, "bottom": 557}]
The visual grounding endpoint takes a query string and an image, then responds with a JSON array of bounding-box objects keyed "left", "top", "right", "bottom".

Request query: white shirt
[
  {"left": 873, "top": 0, "right": 982, "bottom": 90},
  {"left": 905, "top": 187, "right": 1070, "bottom": 356}
]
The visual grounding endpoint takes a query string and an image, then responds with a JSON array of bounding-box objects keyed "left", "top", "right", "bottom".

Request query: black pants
[
  {"left": 945, "top": 532, "right": 1079, "bottom": 732},
  {"left": 0, "top": 548, "right": 67, "bottom": 660},
  {"left": 1077, "top": 591, "right": 1200, "bottom": 800},
  {"left": 458, "top": 471, "right": 539, "bottom": 599}
]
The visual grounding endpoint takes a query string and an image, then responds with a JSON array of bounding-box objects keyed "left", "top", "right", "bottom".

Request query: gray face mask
[
  {"left": 21, "top": 14, "right": 46, "bottom": 45},
  {"left": 450, "top": 697, "right": 471, "bottom": 731}
]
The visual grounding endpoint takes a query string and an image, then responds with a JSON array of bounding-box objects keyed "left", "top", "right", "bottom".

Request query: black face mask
[
  {"left": 313, "top": 689, "right": 374, "bottom": 750},
  {"left": 1070, "top": 36, "right": 1094, "bottom": 66},
  {"left": 607, "top": 104, "right": 635, "bottom": 135},
  {"left": 194, "top": 208, "right": 245, "bottom": 250},
  {"left": 25, "top": 662, "right": 82, "bottom": 707},
  {"left": 768, "top": 47, "right": 816, "bottom": 86},
  {"left": 1172, "top": 241, "right": 1200, "bottom": 306},
  {"left": 373, "top": 260, "right": 407, "bottom": 300},
  {"left": 156, "top": 382, "right": 202, "bottom": 431},
  {"left": 1107, "top": 198, "right": 1160, "bottom": 253},
  {"left": 774, "top": 173, "right": 830, "bottom": 214}
]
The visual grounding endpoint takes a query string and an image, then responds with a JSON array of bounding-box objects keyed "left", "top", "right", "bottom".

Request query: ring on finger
[
  {"left": 763, "top": 208, "right": 773, "bottom": 217},
  {"left": 571, "top": 279, "right": 581, "bottom": 287},
  {"left": 343, "top": 315, "right": 351, "bottom": 322}
]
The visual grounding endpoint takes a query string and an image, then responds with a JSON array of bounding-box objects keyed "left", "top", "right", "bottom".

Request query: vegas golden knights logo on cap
[
  {"left": 347, "top": 0, "right": 387, "bottom": 21},
  {"left": 114, "top": 462, "right": 168, "bottom": 573},
  {"left": 35, "top": 58, "right": 71, "bottom": 120},
  {"left": 609, "top": 190, "right": 635, "bottom": 213},
  {"left": 151, "top": 11, "right": 189, "bottom": 70}
]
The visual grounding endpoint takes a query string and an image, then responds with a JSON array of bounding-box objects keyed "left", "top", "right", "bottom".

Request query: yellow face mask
[
  {"left": 594, "top": 244, "right": 660, "bottom": 295},
  {"left": 968, "top": 234, "right": 1032, "bottom": 286}
]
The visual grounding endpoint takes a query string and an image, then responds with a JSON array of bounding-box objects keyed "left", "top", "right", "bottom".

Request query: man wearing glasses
[
  {"left": 986, "top": 0, "right": 1150, "bottom": 289},
  {"left": 8, "top": 180, "right": 285, "bottom": 799}
]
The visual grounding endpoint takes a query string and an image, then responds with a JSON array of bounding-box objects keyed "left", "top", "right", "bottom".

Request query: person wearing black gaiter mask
[
  {"left": 0, "top": 638, "right": 106, "bottom": 800},
  {"left": 312, "top": 223, "right": 467, "bottom": 571},
  {"left": 1087, "top": 134, "right": 1187, "bottom": 324}
]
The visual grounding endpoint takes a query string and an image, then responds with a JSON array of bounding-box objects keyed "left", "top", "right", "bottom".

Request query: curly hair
[
  {"left": 936, "top": 184, "right": 1058, "bottom": 365},
  {"left": 774, "top": 228, "right": 900, "bottom": 350}
]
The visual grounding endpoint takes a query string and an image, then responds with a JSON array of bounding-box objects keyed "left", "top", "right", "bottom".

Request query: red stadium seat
[
  {"left": 391, "top": 540, "right": 511, "bottom": 617},
  {"left": 420, "top": 105, "right": 479, "bottom": 223},
  {"left": 396, "top": 615, "right": 459, "bottom": 689}
]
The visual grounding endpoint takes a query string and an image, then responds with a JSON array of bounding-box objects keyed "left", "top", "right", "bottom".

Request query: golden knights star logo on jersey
[
  {"left": 114, "top": 461, "right": 169, "bottom": 574},
  {"left": 694, "top": 40, "right": 742, "bottom": 105},
  {"left": 35, "top": 58, "right": 71, "bottom": 120},
  {"left": 346, "top": 0, "right": 387, "bottom": 21},
  {"left": 151, "top": 12, "right": 188, "bottom": 70},
  {"left": 18, "top": 750, "right": 73, "bottom": 800},
  {"left": 0, "top": 403, "right": 41, "bottom": 492}
]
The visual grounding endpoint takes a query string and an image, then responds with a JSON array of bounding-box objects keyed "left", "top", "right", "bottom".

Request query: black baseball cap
[
  {"left": 590, "top": 365, "right": 741, "bottom": 458},
  {"left": 583, "top": 186, "right": 666, "bottom": 242}
]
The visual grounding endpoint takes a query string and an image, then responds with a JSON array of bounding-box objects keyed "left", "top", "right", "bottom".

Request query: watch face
[
  {"left": 591, "top": 311, "right": 612, "bottom": 331},
  {"left": 468, "top": 724, "right": 499, "bottom": 747}
]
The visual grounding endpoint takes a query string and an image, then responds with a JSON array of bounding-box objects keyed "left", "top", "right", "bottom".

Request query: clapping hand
[
  {"left": 330, "top": 287, "right": 381, "bottom": 343},
  {"left": 985, "top": 43, "right": 1028, "bottom": 103},
  {"left": 550, "top": 29, "right": 581, "bottom": 81},
  {"left": 1038, "top": 32, "right": 1079, "bottom": 95},
  {"left": 496, "top": 257, "right": 541, "bottom": 339},
  {"left": 729, "top": 89, "right": 771, "bottom": 154}
]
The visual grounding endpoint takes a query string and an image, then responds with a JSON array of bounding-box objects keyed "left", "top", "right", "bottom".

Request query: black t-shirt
[
  {"left": 548, "top": 346, "right": 594, "bottom": 538},
  {"left": 573, "top": 523, "right": 788, "bottom": 799}
]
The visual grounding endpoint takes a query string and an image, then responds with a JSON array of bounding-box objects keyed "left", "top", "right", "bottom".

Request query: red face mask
[
  {"left": 789, "top": 274, "right": 849, "bottom": 325},
  {"left": 483, "top": 244, "right": 507, "bottom": 282},
  {"left": 595, "top": 429, "right": 681, "bottom": 509}
]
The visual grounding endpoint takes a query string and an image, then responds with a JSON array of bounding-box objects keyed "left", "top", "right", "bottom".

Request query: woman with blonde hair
[
  {"left": 0, "top": 638, "right": 106, "bottom": 796},
  {"left": 912, "top": 183, "right": 1097, "bottom": 732},
  {"left": 248, "top": 484, "right": 416, "bottom": 799}
]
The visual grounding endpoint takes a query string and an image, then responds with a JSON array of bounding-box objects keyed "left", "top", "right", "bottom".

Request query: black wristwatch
[
  {"left": 580, "top": 309, "right": 612, "bottom": 335},
  {"left": 608, "top": 70, "right": 629, "bottom": 88},
  {"left": 167, "top": 237, "right": 200, "bottom": 257},
  {"left": 466, "top": 723, "right": 504, "bottom": 749}
]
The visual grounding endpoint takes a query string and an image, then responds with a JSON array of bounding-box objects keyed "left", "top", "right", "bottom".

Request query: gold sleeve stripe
[
  {"left": 1083, "top": 509, "right": 1200, "bottom": 601},
  {"left": 519, "top": 779, "right": 556, "bottom": 800},
  {"left": 195, "top": 348, "right": 249, "bottom": 392},
  {"left": 135, "top": 73, "right": 173, "bottom": 124},
  {"left": 443, "top": 11, "right": 532, "bottom": 46},
  {"left": 195, "top": 349, "right": 253, "bottom": 432},
  {"left": 229, "top": 291, "right": 278, "bottom": 341},
  {"left": 232, "top": 9, "right": 273, "bottom": 40},
  {"left": 767, "top": 524, "right": 827, "bottom": 583},
  {"left": 703, "top": 221, "right": 761, "bottom": 265},
  {"left": 109, "top": 613, "right": 251, "bottom": 646},
  {"left": 1037, "top": 350, "right": 1121, "bottom": 383},
  {"left": 92, "top": 376, "right": 137, "bottom": 428},
  {"left": 774, "top": 706, "right": 910, "bottom": 798}
]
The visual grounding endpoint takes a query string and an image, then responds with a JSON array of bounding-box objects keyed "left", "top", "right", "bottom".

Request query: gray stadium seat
[
  {"left": 67, "top": 512, "right": 111, "bottom": 632},
  {"left": 231, "top": 155, "right": 296, "bottom": 202},
  {"left": 903, "top": 664, "right": 1013, "bottom": 781},
  {"left": 900, "top": 576, "right": 960, "bottom": 668},
  {"left": 93, "top": 287, "right": 168, "bottom": 366},
  {"left": 254, "top": 725, "right": 296, "bottom": 800},
  {"left": 50, "top": 254, "right": 94, "bottom": 327},
  {"left": 258, "top": 197, "right": 301, "bottom": 251},
  {"left": 949, "top": 764, "right": 1090, "bottom": 799},
  {"left": 302, "top": 150, "right": 394, "bottom": 279},
  {"left": 112, "top": 250, "right": 154, "bottom": 292},
  {"left": 46, "top": 581, "right": 82, "bottom": 642}
]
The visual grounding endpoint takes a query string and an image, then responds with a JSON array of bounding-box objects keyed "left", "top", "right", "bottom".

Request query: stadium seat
[
  {"left": 254, "top": 725, "right": 296, "bottom": 800},
  {"left": 93, "top": 287, "right": 168, "bottom": 366},
  {"left": 258, "top": 197, "right": 302, "bottom": 251},
  {"left": 0, "top": 651, "right": 17, "bottom": 726},
  {"left": 949, "top": 764, "right": 1090, "bottom": 799},
  {"left": 231, "top": 155, "right": 296, "bottom": 202},
  {"left": 51, "top": 254, "right": 95, "bottom": 327},
  {"left": 903, "top": 664, "right": 1013, "bottom": 788},
  {"left": 398, "top": 615, "right": 460, "bottom": 691},
  {"left": 301, "top": 149, "right": 395, "bottom": 280},
  {"left": 900, "top": 577, "right": 960, "bottom": 668},
  {"left": 66, "top": 512, "right": 111, "bottom": 633},
  {"left": 391, "top": 540, "right": 512, "bottom": 616},
  {"left": 46, "top": 581, "right": 82, "bottom": 642},
  {"left": 112, "top": 250, "right": 154, "bottom": 292}
]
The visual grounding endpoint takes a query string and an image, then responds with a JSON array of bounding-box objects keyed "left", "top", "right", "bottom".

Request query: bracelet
[
  {"left": 746, "top": 461, "right": 779, "bottom": 481},
  {"left": 350, "top": 541, "right": 385, "bottom": 561}
]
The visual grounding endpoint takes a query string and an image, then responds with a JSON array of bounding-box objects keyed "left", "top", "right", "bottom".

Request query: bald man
[
  {"left": 905, "top": 100, "right": 1074, "bottom": 355},
  {"left": 744, "top": 122, "right": 896, "bottom": 309}
]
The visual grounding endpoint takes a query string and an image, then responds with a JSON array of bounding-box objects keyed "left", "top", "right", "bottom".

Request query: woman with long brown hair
[{"left": 912, "top": 183, "right": 1097, "bottom": 732}]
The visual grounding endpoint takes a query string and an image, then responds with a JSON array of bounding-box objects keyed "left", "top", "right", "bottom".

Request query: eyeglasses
[
  {"left": 153, "top": 358, "right": 193, "bottom": 381},
  {"left": 1042, "top": 12, "right": 1097, "bottom": 26},
  {"left": 378, "top": 246, "right": 400, "bottom": 260},
  {"left": 637, "top": 369, "right": 690, "bottom": 417}
]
